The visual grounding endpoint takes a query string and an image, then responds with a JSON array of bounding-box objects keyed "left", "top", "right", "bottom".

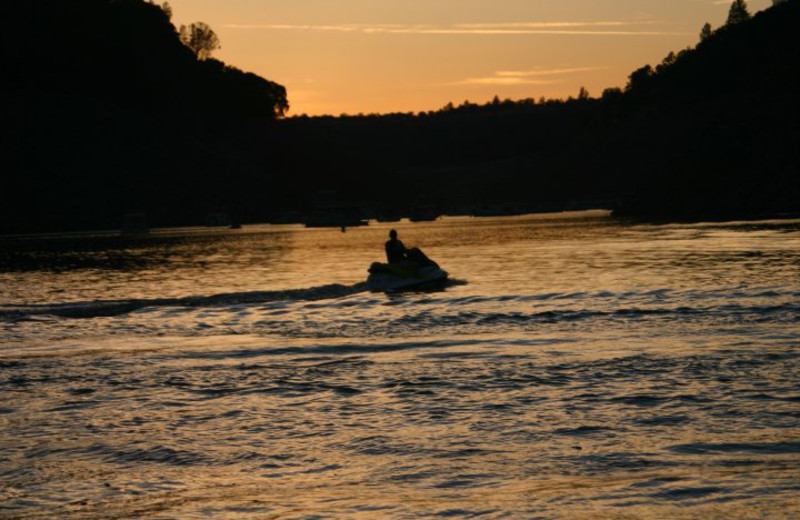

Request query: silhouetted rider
[{"left": 385, "top": 229, "right": 407, "bottom": 264}]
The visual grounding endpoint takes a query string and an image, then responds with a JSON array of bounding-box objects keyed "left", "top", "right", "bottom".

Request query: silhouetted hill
[
  {"left": 609, "top": 0, "right": 800, "bottom": 216},
  {"left": 2, "top": 0, "right": 798, "bottom": 233},
  {"left": 1, "top": 0, "right": 287, "bottom": 233},
  {"left": 2, "top": 0, "right": 287, "bottom": 116},
  {"left": 268, "top": 0, "right": 799, "bottom": 221}
]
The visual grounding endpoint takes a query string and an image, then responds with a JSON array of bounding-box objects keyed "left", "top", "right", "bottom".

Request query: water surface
[{"left": 1, "top": 212, "right": 799, "bottom": 519}]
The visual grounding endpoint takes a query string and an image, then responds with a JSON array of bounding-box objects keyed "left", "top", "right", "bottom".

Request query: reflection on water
[{"left": 1, "top": 212, "right": 799, "bottom": 519}]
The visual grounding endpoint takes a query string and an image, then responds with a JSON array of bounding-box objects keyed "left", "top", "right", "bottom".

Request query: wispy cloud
[
  {"left": 453, "top": 21, "right": 656, "bottom": 29},
  {"left": 455, "top": 76, "right": 556, "bottom": 86},
  {"left": 496, "top": 66, "right": 606, "bottom": 77},
  {"left": 453, "top": 66, "right": 606, "bottom": 87},
  {"left": 224, "top": 21, "right": 682, "bottom": 37}
]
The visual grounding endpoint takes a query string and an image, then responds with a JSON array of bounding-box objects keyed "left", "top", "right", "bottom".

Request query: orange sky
[{"left": 166, "top": 0, "right": 772, "bottom": 116}]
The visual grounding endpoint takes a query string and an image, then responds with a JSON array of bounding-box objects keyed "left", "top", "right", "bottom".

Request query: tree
[
  {"left": 700, "top": 22, "right": 713, "bottom": 42},
  {"left": 577, "top": 86, "right": 590, "bottom": 100},
  {"left": 656, "top": 51, "right": 677, "bottom": 74},
  {"left": 626, "top": 65, "right": 653, "bottom": 92},
  {"left": 161, "top": 2, "right": 172, "bottom": 20},
  {"left": 727, "top": 0, "right": 751, "bottom": 26},
  {"left": 179, "top": 22, "right": 220, "bottom": 60},
  {"left": 146, "top": 1, "right": 172, "bottom": 20},
  {"left": 601, "top": 87, "right": 623, "bottom": 101}
]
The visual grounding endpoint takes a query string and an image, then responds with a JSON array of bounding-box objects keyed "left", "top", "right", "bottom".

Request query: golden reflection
[{"left": 1, "top": 214, "right": 799, "bottom": 518}]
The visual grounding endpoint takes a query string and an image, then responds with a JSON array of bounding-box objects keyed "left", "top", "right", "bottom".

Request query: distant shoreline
[{"left": 5, "top": 209, "right": 800, "bottom": 243}]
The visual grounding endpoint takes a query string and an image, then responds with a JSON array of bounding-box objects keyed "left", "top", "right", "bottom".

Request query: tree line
[
  {"left": 1, "top": 0, "right": 798, "bottom": 233},
  {"left": 274, "top": 0, "right": 800, "bottom": 220}
]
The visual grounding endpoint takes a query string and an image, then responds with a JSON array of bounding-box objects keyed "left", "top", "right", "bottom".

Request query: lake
[{"left": 1, "top": 211, "right": 799, "bottom": 519}]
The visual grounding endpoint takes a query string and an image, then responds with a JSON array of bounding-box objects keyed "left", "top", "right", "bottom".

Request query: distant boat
[
  {"left": 375, "top": 213, "right": 403, "bottom": 223},
  {"left": 408, "top": 210, "right": 439, "bottom": 222}
]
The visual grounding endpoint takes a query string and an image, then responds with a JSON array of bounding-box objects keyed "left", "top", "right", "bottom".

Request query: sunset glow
[
  {"left": 3, "top": 1, "right": 800, "bottom": 516},
  {"left": 167, "top": 0, "right": 772, "bottom": 115}
]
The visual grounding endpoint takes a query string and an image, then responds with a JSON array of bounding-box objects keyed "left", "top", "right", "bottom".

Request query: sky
[{"left": 166, "top": 0, "right": 773, "bottom": 116}]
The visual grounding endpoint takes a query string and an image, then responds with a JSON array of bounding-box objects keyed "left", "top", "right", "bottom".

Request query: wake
[{"left": 0, "top": 282, "right": 370, "bottom": 320}]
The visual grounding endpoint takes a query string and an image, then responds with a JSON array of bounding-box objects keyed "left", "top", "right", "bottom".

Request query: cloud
[
  {"left": 224, "top": 21, "right": 683, "bottom": 37},
  {"left": 453, "top": 66, "right": 606, "bottom": 87},
  {"left": 455, "top": 77, "right": 557, "bottom": 86},
  {"left": 495, "top": 66, "right": 606, "bottom": 77},
  {"left": 453, "top": 21, "right": 656, "bottom": 29}
]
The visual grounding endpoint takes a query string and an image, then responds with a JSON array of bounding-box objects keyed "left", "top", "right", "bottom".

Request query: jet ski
[
  {"left": 367, "top": 247, "right": 448, "bottom": 292},
  {"left": 367, "top": 261, "right": 449, "bottom": 292}
]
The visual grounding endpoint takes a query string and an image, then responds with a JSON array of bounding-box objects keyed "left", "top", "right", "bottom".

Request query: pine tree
[
  {"left": 700, "top": 22, "right": 713, "bottom": 42},
  {"left": 727, "top": 0, "right": 751, "bottom": 26}
]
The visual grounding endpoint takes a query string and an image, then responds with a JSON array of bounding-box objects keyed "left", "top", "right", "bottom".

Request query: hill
[
  {"left": 1, "top": 0, "right": 287, "bottom": 233},
  {"left": 1, "top": 0, "right": 798, "bottom": 233},
  {"left": 609, "top": 0, "right": 800, "bottom": 216},
  {"left": 273, "top": 0, "right": 800, "bottom": 220}
]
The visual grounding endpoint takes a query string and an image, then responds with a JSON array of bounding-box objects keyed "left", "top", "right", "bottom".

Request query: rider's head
[{"left": 389, "top": 229, "right": 398, "bottom": 239}]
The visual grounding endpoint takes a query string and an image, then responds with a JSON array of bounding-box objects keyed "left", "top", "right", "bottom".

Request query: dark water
[{"left": 1, "top": 212, "right": 799, "bottom": 519}]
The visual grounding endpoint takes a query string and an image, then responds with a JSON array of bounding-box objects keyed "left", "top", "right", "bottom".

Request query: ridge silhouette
[{"left": 2, "top": 0, "right": 798, "bottom": 233}]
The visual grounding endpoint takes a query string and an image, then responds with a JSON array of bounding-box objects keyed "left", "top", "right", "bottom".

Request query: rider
[
  {"left": 384, "top": 229, "right": 407, "bottom": 264},
  {"left": 384, "top": 229, "right": 438, "bottom": 269}
]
